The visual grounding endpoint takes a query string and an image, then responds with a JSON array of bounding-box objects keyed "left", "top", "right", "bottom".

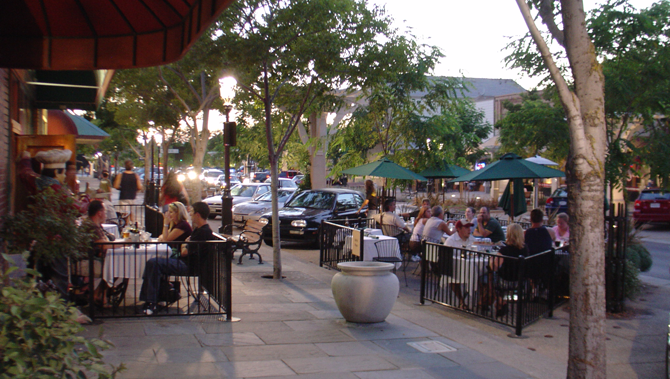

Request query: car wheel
[{"left": 264, "top": 238, "right": 273, "bottom": 247}]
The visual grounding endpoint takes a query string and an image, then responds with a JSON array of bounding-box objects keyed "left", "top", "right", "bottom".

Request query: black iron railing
[
  {"left": 76, "top": 239, "right": 233, "bottom": 319},
  {"left": 319, "top": 218, "right": 376, "bottom": 270},
  {"left": 420, "top": 241, "right": 566, "bottom": 336},
  {"left": 606, "top": 203, "right": 628, "bottom": 313}
]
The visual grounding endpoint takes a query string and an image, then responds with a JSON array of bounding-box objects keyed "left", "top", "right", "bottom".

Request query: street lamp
[{"left": 219, "top": 76, "right": 237, "bottom": 233}]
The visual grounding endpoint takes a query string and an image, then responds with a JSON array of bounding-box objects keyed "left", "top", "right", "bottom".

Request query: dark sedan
[
  {"left": 259, "top": 188, "right": 364, "bottom": 247},
  {"left": 545, "top": 187, "right": 568, "bottom": 215}
]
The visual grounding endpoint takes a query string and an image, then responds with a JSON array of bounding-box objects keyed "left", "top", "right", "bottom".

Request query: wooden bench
[{"left": 223, "top": 220, "right": 264, "bottom": 264}]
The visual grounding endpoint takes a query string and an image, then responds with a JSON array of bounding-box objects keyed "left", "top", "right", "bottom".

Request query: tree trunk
[{"left": 516, "top": 1, "right": 607, "bottom": 377}]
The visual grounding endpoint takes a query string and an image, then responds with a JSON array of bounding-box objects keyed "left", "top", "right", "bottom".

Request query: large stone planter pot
[{"left": 331, "top": 261, "right": 399, "bottom": 323}]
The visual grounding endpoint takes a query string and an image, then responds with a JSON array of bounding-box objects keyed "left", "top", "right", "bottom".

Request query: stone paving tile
[
  {"left": 421, "top": 365, "right": 490, "bottom": 379},
  {"left": 232, "top": 311, "right": 318, "bottom": 322},
  {"left": 154, "top": 347, "right": 229, "bottom": 363},
  {"left": 283, "top": 355, "right": 397, "bottom": 374},
  {"left": 214, "top": 359, "right": 296, "bottom": 378},
  {"left": 284, "top": 319, "right": 348, "bottom": 332},
  {"left": 466, "top": 362, "right": 534, "bottom": 379},
  {"left": 201, "top": 320, "right": 293, "bottom": 334},
  {"left": 233, "top": 294, "right": 294, "bottom": 304},
  {"left": 304, "top": 301, "right": 339, "bottom": 311},
  {"left": 84, "top": 321, "right": 147, "bottom": 338},
  {"left": 308, "top": 309, "right": 344, "bottom": 319},
  {"left": 105, "top": 334, "right": 201, "bottom": 350},
  {"left": 142, "top": 320, "right": 206, "bottom": 335},
  {"left": 376, "top": 351, "right": 460, "bottom": 370},
  {"left": 438, "top": 347, "right": 499, "bottom": 366},
  {"left": 234, "top": 302, "right": 318, "bottom": 313},
  {"left": 315, "top": 341, "right": 387, "bottom": 356},
  {"left": 606, "top": 332, "right": 665, "bottom": 364},
  {"left": 255, "top": 329, "right": 355, "bottom": 345},
  {"left": 608, "top": 361, "right": 665, "bottom": 379},
  {"left": 260, "top": 373, "right": 358, "bottom": 379},
  {"left": 118, "top": 362, "right": 222, "bottom": 378},
  {"left": 220, "top": 343, "right": 328, "bottom": 362},
  {"left": 99, "top": 348, "right": 157, "bottom": 367},
  {"left": 338, "top": 317, "right": 438, "bottom": 341},
  {"left": 353, "top": 368, "right": 437, "bottom": 379},
  {"left": 196, "top": 332, "right": 265, "bottom": 347}
]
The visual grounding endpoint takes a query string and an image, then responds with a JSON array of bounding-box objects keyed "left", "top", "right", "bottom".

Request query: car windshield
[
  {"left": 551, "top": 188, "right": 568, "bottom": 197},
  {"left": 231, "top": 185, "right": 257, "bottom": 197},
  {"left": 640, "top": 190, "right": 670, "bottom": 200},
  {"left": 285, "top": 191, "right": 335, "bottom": 209},
  {"left": 256, "top": 190, "right": 294, "bottom": 202}
]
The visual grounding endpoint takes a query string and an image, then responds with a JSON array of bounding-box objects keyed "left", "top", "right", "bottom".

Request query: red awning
[{"left": 0, "top": 0, "right": 234, "bottom": 70}]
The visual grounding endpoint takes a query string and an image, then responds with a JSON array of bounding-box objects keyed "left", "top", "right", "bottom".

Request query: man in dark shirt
[
  {"left": 524, "top": 208, "right": 554, "bottom": 255},
  {"left": 473, "top": 207, "right": 505, "bottom": 243},
  {"left": 140, "top": 202, "right": 215, "bottom": 314}
]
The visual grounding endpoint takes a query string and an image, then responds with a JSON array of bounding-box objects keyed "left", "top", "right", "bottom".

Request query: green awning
[
  {"left": 451, "top": 153, "right": 565, "bottom": 182},
  {"left": 342, "top": 157, "right": 427, "bottom": 181},
  {"left": 419, "top": 163, "right": 470, "bottom": 178},
  {"left": 64, "top": 110, "right": 109, "bottom": 144}
]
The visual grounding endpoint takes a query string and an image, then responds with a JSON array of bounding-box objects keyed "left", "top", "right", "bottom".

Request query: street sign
[{"left": 168, "top": 149, "right": 179, "bottom": 154}]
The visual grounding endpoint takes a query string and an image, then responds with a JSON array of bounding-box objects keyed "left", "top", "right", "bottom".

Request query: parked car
[
  {"left": 292, "top": 174, "right": 305, "bottom": 185},
  {"left": 278, "top": 170, "right": 301, "bottom": 179},
  {"left": 203, "top": 183, "right": 271, "bottom": 218},
  {"left": 633, "top": 188, "right": 670, "bottom": 225},
  {"left": 216, "top": 174, "right": 241, "bottom": 189},
  {"left": 251, "top": 171, "right": 270, "bottom": 182},
  {"left": 545, "top": 187, "right": 568, "bottom": 215},
  {"left": 259, "top": 188, "right": 364, "bottom": 247},
  {"left": 201, "top": 169, "right": 223, "bottom": 187},
  {"left": 232, "top": 188, "right": 297, "bottom": 226},
  {"left": 263, "top": 177, "right": 298, "bottom": 188}
]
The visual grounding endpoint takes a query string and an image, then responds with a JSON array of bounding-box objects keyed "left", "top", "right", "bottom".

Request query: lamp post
[{"left": 219, "top": 76, "right": 237, "bottom": 233}]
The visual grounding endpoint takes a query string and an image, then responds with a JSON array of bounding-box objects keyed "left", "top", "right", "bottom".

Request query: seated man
[
  {"left": 442, "top": 220, "right": 475, "bottom": 309},
  {"left": 139, "top": 202, "right": 215, "bottom": 315},
  {"left": 374, "top": 199, "right": 411, "bottom": 235},
  {"left": 524, "top": 208, "right": 554, "bottom": 255},
  {"left": 473, "top": 207, "right": 505, "bottom": 243}
]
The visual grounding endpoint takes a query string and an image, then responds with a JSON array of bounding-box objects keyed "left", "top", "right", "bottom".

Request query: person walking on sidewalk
[{"left": 114, "top": 160, "right": 143, "bottom": 222}]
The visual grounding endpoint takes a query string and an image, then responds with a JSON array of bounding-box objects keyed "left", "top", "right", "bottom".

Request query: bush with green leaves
[
  {"left": 0, "top": 187, "right": 96, "bottom": 263},
  {"left": 0, "top": 265, "right": 123, "bottom": 378},
  {"left": 626, "top": 243, "right": 653, "bottom": 273}
]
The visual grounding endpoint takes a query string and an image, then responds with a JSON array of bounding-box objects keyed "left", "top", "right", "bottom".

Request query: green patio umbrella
[
  {"left": 451, "top": 153, "right": 565, "bottom": 220},
  {"left": 342, "top": 157, "right": 427, "bottom": 181},
  {"left": 498, "top": 179, "right": 527, "bottom": 217},
  {"left": 419, "top": 163, "right": 470, "bottom": 179}
]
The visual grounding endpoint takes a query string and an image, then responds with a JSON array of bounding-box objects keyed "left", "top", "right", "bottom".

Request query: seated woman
[
  {"left": 408, "top": 206, "right": 431, "bottom": 260},
  {"left": 552, "top": 212, "right": 570, "bottom": 243},
  {"left": 490, "top": 223, "right": 528, "bottom": 317},
  {"left": 158, "top": 202, "right": 192, "bottom": 243}
]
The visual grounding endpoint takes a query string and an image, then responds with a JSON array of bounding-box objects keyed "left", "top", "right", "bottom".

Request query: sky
[{"left": 372, "top": 0, "right": 659, "bottom": 90}]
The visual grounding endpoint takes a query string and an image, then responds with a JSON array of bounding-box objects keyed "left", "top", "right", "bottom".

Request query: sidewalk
[{"left": 81, "top": 243, "right": 669, "bottom": 379}]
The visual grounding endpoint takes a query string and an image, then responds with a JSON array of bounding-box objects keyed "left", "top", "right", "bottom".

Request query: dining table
[
  {"left": 102, "top": 223, "right": 120, "bottom": 240},
  {"left": 426, "top": 245, "right": 489, "bottom": 309},
  {"left": 102, "top": 241, "right": 172, "bottom": 285},
  {"left": 345, "top": 232, "right": 402, "bottom": 269}
]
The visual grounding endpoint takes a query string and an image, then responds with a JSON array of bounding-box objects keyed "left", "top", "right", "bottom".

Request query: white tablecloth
[
  {"left": 346, "top": 234, "right": 402, "bottom": 269},
  {"left": 103, "top": 243, "right": 172, "bottom": 284},
  {"left": 102, "top": 223, "right": 120, "bottom": 239},
  {"left": 426, "top": 247, "right": 488, "bottom": 308}
]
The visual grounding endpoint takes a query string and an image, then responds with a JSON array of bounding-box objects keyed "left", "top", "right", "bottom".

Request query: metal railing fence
[
  {"left": 420, "top": 241, "right": 566, "bottom": 336},
  {"left": 75, "top": 239, "right": 233, "bottom": 320}
]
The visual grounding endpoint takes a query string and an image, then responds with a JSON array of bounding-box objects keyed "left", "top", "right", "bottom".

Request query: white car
[
  {"left": 216, "top": 174, "right": 241, "bottom": 189},
  {"left": 263, "top": 177, "right": 298, "bottom": 188},
  {"left": 201, "top": 169, "right": 223, "bottom": 187},
  {"left": 203, "top": 183, "right": 271, "bottom": 218},
  {"left": 232, "top": 188, "right": 296, "bottom": 225}
]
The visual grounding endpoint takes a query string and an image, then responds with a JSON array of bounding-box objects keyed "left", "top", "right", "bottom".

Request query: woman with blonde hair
[
  {"left": 158, "top": 202, "right": 192, "bottom": 243},
  {"left": 490, "top": 223, "right": 528, "bottom": 317}
]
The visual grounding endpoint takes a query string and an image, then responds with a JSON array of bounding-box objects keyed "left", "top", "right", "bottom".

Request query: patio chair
[{"left": 374, "top": 239, "right": 406, "bottom": 286}]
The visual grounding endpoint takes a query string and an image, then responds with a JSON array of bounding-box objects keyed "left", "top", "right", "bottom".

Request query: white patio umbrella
[{"left": 525, "top": 155, "right": 560, "bottom": 208}]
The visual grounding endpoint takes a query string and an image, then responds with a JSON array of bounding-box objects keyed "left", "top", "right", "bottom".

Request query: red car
[{"left": 633, "top": 189, "right": 670, "bottom": 225}]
